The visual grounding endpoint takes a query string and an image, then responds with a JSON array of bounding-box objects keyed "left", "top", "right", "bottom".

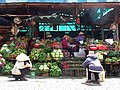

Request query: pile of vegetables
[
  {"left": 29, "top": 49, "right": 47, "bottom": 61},
  {"left": 0, "top": 43, "right": 27, "bottom": 59},
  {"left": 62, "top": 61, "right": 70, "bottom": 68},
  {"left": 15, "top": 37, "right": 27, "bottom": 49},
  {"left": 32, "top": 62, "right": 62, "bottom": 77},
  {"left": 10, "top": 48, "right": 27, "bottom": 59},
  {"left": 39, "top": 63, "right": 49, "bottom": 74},
  {"left": 0, "top": 50, "right": 11, "bottom": 59},
  {"left": 32, "top": 62, "right": 42, "bottom": 75},
  {"left": 107, "top": 50, "right": 119, "bottom": 57},
  {"left": 43, "top": 47, "right": 52, "bottom": 54},
  {"left": 46, "top": 53, "right": 52, "bottom": 61},
  {"left": 95, "top": 51, "right": 105, "bottom": 62},
  {"left": 2, "top": 61, "right": 14, "bottom": 74},
  {"left": 50, "top": 62, "right": 62, "bottom": 77},
  {"left": 51, "top": 49, "right": 63, "bottom": 60},
  {"left": 105, "top": 50, "right": 120, "bottom": 63},
  {"left": 105, "top": 57, "right": 119, "bottom": 63}
]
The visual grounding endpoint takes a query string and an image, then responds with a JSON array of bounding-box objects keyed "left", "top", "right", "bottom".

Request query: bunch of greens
[
  {"left": 10, "top": 48, "right": 27, "bottom": 59},
  {"left": 108, "top": 50, "right": 119, "bottom": 57},
  {"left": 32, "top": 62, "right": 42, "bottom": 75},
  {"left": 50, "top": 62, "right": 62, "bottom": 77},
  {"left": 0, "top": 50, "right": 11, "bottom": 59},
  {"left": 29, "top": 49, "right": 47, "bottom": 61},
  {"left": 2, "top": 61, "right": 14, "bottom": 74}
]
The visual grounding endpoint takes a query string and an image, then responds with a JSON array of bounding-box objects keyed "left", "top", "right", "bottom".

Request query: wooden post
[
  {"left": 91, "top": 26, "right": 94, "bottom": 38},
  {"left": 101, "top": 26, "right": 104, "bottom": 40},
  {"left": 100, "top": 8, "right": 104, "bottom": 41},
  {"left": 114, "top": 8, "right": 119, "bottom": 41}
]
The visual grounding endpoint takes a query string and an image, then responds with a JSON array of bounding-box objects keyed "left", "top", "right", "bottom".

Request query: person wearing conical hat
[
  {"left": 12, "top": 53, "right": 32, "bottom": 81},
  {"left": 76, "top": 32, "right": 85, "bottom": 52},
  {"left": 76, "top": 32, "right": 85, "bottom": 42},
  {"left": 62, "top": 35, "right": 74, "bottom": 58},
  {"left": 46, "top": 34, "right": 53, "bottom": 40}
]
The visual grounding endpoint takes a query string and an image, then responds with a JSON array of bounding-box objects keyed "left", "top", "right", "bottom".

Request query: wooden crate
[
  {"left": 61, "top": 57, "right": 86, "bottom": 77},
  {"left": 62, "top": 68, "right": 85, "bottom": 77}
]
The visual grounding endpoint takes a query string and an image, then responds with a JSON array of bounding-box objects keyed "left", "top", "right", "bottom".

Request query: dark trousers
[
  {"left": 64, "top": 47, "right": 74, "bottom": 57},
  {"left": 0, "top": 66, "right": 3, "bottom": 73},
  {"left": 12, "top": 67, "right": 30, "bottom": 80},
  {"left": 88, "top": 68, "right": 99, "bottom": 81}
]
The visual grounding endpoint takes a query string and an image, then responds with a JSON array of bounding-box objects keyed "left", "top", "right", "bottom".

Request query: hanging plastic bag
[{"left": 79, "top": 48, "right": 85, "bottom": 57}]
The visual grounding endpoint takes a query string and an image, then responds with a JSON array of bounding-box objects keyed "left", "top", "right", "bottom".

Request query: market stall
[{"left": 0, "top": 2, "right": 120, "bottom": 77}]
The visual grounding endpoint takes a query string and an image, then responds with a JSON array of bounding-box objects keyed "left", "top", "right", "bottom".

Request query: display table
[{"left": 105, "top": 61, "right": 120, "bottom": 76}]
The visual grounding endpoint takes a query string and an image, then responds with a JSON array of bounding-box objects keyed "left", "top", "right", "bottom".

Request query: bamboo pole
[{"left": 114, "top": 8, "right": 119, "bottom": 41}]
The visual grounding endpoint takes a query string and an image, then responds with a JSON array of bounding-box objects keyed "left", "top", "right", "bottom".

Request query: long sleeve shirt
[
  {"left": 82, "top": 55, "right": 103, "bottom": 72},
  {"left": 62, "top": 38, "right": 69, "bottom": 49},
  {"left": 12, "top": 60, "right": 32, "bottom": 75}
]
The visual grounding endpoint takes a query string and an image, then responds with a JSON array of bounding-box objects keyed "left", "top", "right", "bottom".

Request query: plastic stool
[{"left": 62, "top": 49, "right": 70, "bottom": 57}]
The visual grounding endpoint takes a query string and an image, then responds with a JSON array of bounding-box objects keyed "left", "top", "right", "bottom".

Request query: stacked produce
[
  {"left": 105, "top": 50, "right": 120, "bottom": 63},
  {"left": 105, "top": 57, "right": 119, "bottom": 63},
  {"left": 46, "top": 53, "right": 52, "bottom": 61},
  {"left": 15, "top": 37, "right": 27, "bottom": 49},
  {"left": 39, "top": 63, "right": 49, "bottom": 74},
  {"left": 32, "top": 62, "right": 62, "bottom": 77},
  {"left": 62, "top": 61, "right": 70, "bottom": 68},
  {"left": 0, "top": 43, "right": 27, "bottom": 59},
  {"left": 10, "top": 48, "right": 27, "bottom": 59},
  {"left": 0, "top": 50, "right": 11, "bottom": 60},
  {"left": 51, "top": 49, "right": 63, "bottom": 60},
  {"left": 95, "top": 51, "right": 105, "bottom": 62},
  {"left": 89, "top": 44, "right": 108, "bottom": 51},
  {"left": 29, "top": 48, "right": 47, "bottom": 61},
  {"left": 49, "top": 62, "right": 62, "bottom": 77},
  {"left": 0, "top": 44, "right": 11, "bottom": 59},
  {"left": 2, "top": 61, "right": 14, "bottom": 74},
  {"left": 32, "top": 62, "right": 41, "bottom": 75}
]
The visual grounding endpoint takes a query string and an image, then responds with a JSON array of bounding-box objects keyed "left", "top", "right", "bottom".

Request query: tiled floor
[{"left": 0, "top": 76, "right": 120, "bottom": 90}]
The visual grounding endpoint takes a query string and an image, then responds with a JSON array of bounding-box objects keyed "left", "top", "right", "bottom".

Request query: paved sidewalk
[{"left": 0, "top": 76, "right": 120, "bottom": 90}]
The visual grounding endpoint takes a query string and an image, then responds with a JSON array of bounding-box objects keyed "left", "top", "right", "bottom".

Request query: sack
[
  {"left": 12, "top": 67, "right": 21, "bottom": 75},
  {"left": 79, "top": 48, "right": 85, "bottom": 57}
]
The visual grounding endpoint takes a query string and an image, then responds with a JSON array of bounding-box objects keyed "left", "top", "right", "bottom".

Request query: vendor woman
[
  {"left": 76, "top": 32, "right": 85, "bottom": 51},
  {"left": 76, "top": 32, "right": 85, "bottom": 44},
  {"left": 12, "top": 53, "right": 32, "bottom": 81}
]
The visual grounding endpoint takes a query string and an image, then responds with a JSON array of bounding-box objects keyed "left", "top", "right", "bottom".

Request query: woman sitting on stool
[
  {"left": 12, "top": 53, "right": 32, "bottom": 81},
  {"left": 82, "top": 51, "right": 104, "bottom": 84},
  {"left": 62, "top": 35, "right": 74, "bottom": 58}
]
